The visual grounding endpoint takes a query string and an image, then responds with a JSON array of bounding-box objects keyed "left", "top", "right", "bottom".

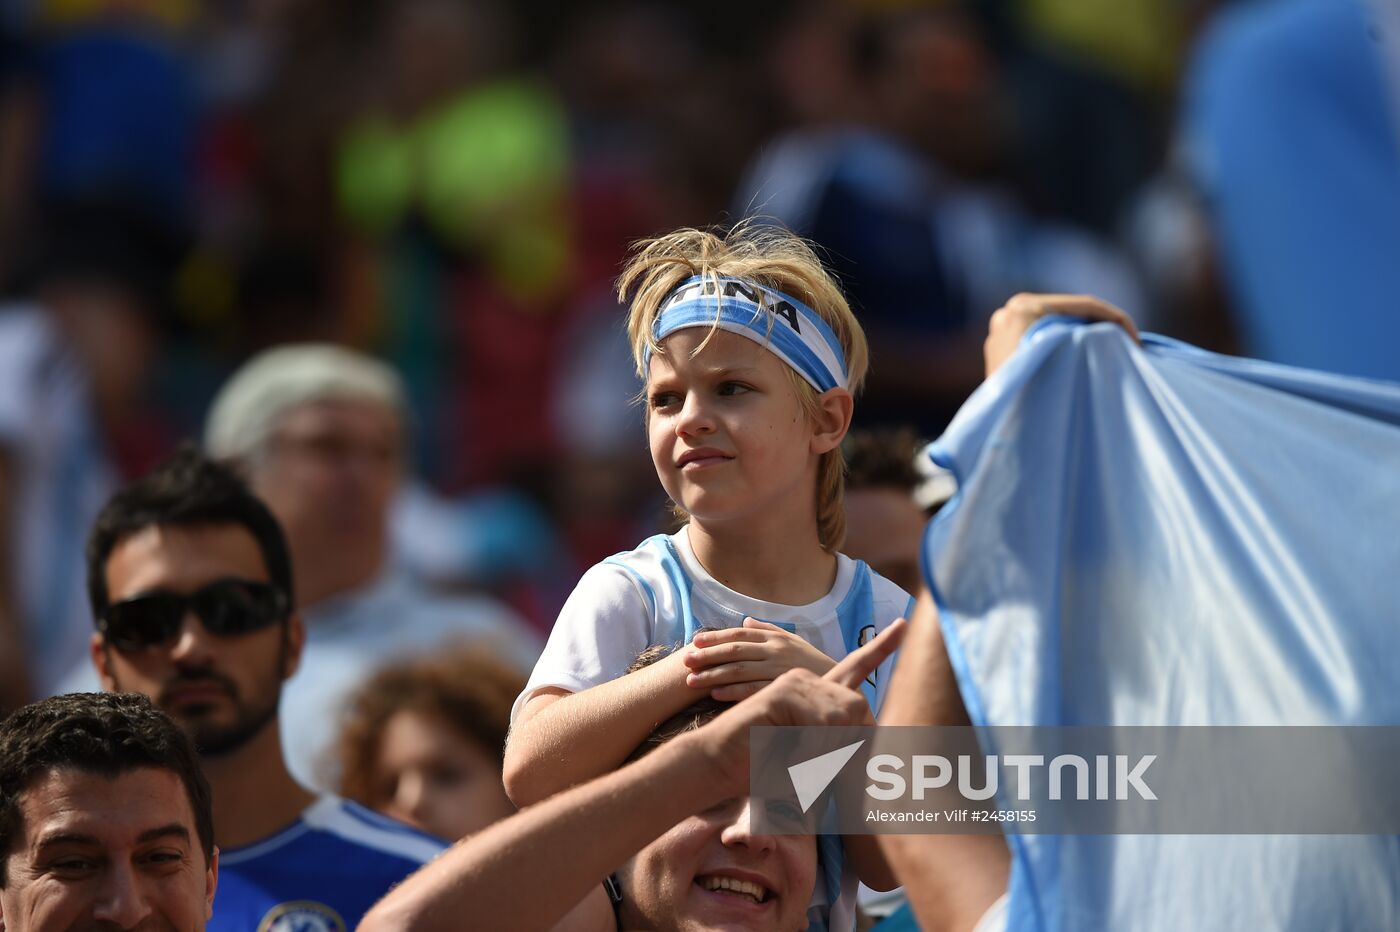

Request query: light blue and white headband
[{"left": 646, "top": 275, "right": 849, "bottom": 392}]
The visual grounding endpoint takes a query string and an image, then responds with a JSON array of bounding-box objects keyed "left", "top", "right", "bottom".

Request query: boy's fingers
[
  {"left": 826, "top": 619, "right": 907, "bottom": 690},
  {"left": 742, "top": 618, "right": 784, "bottom": 632},
  {"left": 692, "top": 627, "right": 768, "bottom": 647},
  {"left": 711, "top": 681, "right": 768, "bottom": 702},
  {"left": 687, "top": 660, "right": 774, "bottom": 686},
  {"left": 684, "top": 641, "right": 770, "bottom": 669}
]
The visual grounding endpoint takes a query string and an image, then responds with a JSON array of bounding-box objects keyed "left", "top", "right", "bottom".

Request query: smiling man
[
  {"left": 0, "top": 692, "right": 217, "bottom": 932},
  {"left": 82, "top": 449, "right": 443, "bottom": 932}
]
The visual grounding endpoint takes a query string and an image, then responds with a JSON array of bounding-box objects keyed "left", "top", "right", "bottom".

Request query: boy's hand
[
  {"left": 683, "top": 618, "right": 837, "bottom": 701},
  {"left": 691, "top": 619, "right": 907, "bottom": 793},
  {"left": 984, "top": 292, "right": 1140, "bottom": 377}
]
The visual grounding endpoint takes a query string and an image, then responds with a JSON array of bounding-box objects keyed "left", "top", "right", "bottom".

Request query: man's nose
[
  {"left": 90, "top": 862, "right": 155, "bottom": 928},
  {"left": 719, "top": 798, "right": 778, "bottom": 853},
  {"left": 169, "top": 611, "right": 216, "bottom": 665}
]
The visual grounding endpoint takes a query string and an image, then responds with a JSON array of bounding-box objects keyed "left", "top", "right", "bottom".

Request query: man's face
[
  {"left": 92, "top": 524, "right": 302, "bottom": 756},
  {"left": 0, "top": 767, "right": 217, "bottom": 931},
  {"left": 252, "top": 398, "right": 402, "bottom": 598},
  {"left": 843, "top": 486, "right": 927, "bottom": 595},
  {"left": 617, "top": 796, "right": 817, "bottom": 932}
]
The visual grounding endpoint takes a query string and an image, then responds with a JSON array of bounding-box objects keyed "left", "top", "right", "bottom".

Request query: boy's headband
[{"left": 647, "top": 275, "right": 849, "bottom": 392}]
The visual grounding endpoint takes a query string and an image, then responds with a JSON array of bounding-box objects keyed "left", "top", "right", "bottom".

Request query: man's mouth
[
  {"left": 161, "top": 679, "right": 234, "bottom": 708},
  {"left": 696, "top": 875, "right": 771, "bottom": 904}
]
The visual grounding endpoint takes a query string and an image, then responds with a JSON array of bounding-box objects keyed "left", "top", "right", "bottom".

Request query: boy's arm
[
  {"left": 363, "top": 623, "right": 908, "bottom": 932},
  {"left": 503, "top": 648, "right": 707, "bottom": 806},
  {"left": 877, "top": 590, "right": 1009, "bottom": 931}
]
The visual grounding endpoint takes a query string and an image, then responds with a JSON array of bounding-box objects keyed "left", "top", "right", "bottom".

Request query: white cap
[{"left": 205, "top": 344, "right": 407, "bottom": 461}]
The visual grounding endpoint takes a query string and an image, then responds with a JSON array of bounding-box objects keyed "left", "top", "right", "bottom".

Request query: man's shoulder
[
  {"left": 223, "top": 796, "right": 446, "bottom": 874},
  {"left": 310, "top": 571, "right": 537, "bottom": 652},
  {"left": 212, "top": 798, "right": 445, "bottom": 932}
]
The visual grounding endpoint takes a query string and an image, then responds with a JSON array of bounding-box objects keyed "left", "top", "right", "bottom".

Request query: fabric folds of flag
[{"left": 922, "top": 318, "right": 1400, "bottom": 931}]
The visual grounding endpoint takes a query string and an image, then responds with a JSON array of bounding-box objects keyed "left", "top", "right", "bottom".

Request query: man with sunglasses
[{"left": 82, "top": 448, "right": 444, "bottom": 932}]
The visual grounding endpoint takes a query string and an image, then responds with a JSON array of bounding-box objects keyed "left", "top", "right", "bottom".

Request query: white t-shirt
[
  {"left": 281, "top": 570, "right": 541, "bottom": 789},
  {"left": 517, "top": 527, "right": 914, "bottom": 720},
  {"left": 517, "top": 526, "right": 914, "bottom": 932}
]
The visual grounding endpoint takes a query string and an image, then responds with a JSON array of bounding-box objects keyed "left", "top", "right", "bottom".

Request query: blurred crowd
[{"left": 1, "top": 0, "right": 1397, "bottom": 801}]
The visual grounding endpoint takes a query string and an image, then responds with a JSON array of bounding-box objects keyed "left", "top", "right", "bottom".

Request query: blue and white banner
[{"left": 922, "top": 319, "right": 1400, "bottom": 930}]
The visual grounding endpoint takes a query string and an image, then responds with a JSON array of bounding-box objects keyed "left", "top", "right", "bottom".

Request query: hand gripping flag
[{"left": 922, "top": 319, "right": 1400, "bottom": 931}]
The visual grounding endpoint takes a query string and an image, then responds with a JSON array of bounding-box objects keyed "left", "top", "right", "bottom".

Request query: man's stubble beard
[{"left": 109, "top": 628, "right": 289, "bottom": 759}]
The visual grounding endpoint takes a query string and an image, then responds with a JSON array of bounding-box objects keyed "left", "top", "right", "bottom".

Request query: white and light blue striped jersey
[
  {"left": 211, "top": 796, "right": 445, "bottom": 932},
  {"left": 518, "top": 527, "right": 913, "bottom": 719}
]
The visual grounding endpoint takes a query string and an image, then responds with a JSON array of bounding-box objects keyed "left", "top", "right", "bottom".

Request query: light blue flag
[{"left": 922, "top": 319, "right": 1400, "bottom": 931}]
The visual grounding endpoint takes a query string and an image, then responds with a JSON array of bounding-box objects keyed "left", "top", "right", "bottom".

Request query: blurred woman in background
[{"left": 336, "top": 648, "right": 522, "bottom": 840}]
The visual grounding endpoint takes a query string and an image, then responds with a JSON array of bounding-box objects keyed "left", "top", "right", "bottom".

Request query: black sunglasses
[{"left": 99, "top": 579, "right": 289, "bottom": 651}]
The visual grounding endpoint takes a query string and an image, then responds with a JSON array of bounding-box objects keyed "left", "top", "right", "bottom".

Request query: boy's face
[{"left": 646, "top": 330, "right": 821, "bottom": 535}]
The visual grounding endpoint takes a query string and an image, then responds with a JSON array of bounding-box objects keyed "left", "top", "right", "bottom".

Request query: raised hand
[{"left": 984, "top": 292, "right": 1140, "bottom": 377}]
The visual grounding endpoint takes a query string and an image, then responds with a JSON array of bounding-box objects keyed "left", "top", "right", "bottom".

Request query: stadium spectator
[
  {"left": 736, "top": 7, "right": 1142, "bottom": 435},
  {"left": 1182, "top": 0, "right": 1400, "bottom": 383},
  {"left": 202, "top": 343, "right": 539, "bottom": 787},
  {"left": 335, "top": 649, "right": 521, "bottom": 840},
  {"left": 361, "top": 620, "right": 905, "bottom": 932},
  {"left": 841, "top": 427, "right": 941, "bottom": 596},
  {"left": 0, "top": 691, "right": 217, "bottom": 932},
  {"left": 83, "top": 449, "right": 443, "bottom": 931},
  {"left": 0, "top": 197, "right": 180, "bottom": 712}
]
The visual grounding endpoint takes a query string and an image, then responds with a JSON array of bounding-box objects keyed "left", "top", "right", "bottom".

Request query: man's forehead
[
  {"left": 19, "top": 767, "right": 194, "bottom": 843},
  {"left": 271, "top": 396, "right": 401, "bottom": 437},
  {"left": 104, "top": 523, "right": 269, "bottom": 600}
]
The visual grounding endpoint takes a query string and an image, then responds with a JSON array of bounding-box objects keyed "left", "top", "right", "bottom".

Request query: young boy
[{"left": 506, "top": 224, "right": 913, "bottom": 930}]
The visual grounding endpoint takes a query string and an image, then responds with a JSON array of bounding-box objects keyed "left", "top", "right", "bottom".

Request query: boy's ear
[{"left": 810, "top": 388, "right": 854, "bottom": 455}]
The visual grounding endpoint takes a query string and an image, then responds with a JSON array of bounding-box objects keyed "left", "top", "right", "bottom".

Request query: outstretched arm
[
  {"left": 877, "top": 591, "right": 1008, "bottom": 930},
  {"left": 360, "top": 622, "right": 907, "bottom": 932}
]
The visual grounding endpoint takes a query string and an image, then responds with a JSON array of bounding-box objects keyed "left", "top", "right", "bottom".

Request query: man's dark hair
[
  {"left": 86, "top": 446, "right": 295, "bottom": 623},
  {"left": 842, "top": 427, "right": 924, "bottom": 493},
  {"left": 0, "top": 692, "right": 214, "bottom": 886}
]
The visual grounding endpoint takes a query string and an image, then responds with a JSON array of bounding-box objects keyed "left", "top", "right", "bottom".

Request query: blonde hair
[{"left": 617, "top": 222, "right": 869, "bottom": 552}]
